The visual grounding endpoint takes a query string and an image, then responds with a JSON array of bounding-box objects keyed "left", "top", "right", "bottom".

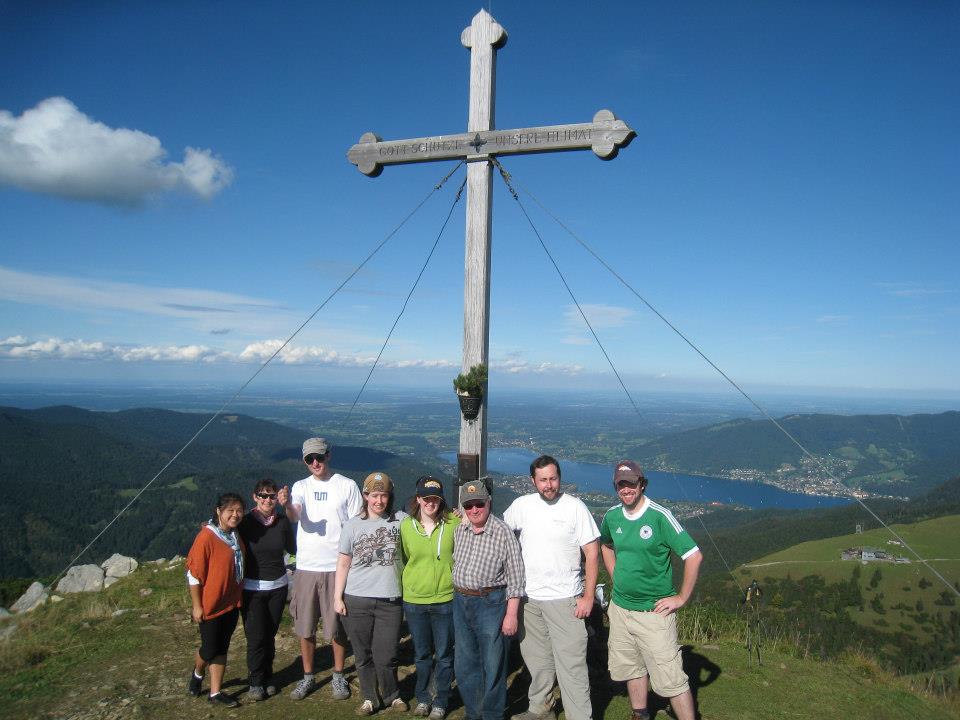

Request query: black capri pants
[{"left": 198, "top": 607, "right": 240, "bottom": 661}]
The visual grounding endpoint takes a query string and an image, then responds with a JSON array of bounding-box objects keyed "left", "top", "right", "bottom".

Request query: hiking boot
[
  {"left": 356, "top": 699, "right": 376, "bottom": 716},
  {"left": 331, "top": 673, "right": 351, "bottom": 700},
  {"left": 387, "top": 698, "right": 408, "bottom": 712},
  {"left": 208, "top": 692, "right": 239, "bottom": 708},
  {"left": 246, "top": 685, "right": 266, "bottom": 702},
  {"left": 187, "top": 671, "right": 202, "bottom": 697},
  {"left": 413, "top": 702, "right": 431, "bottom": 716},
  {"left": 290, "top": 676, "right": 317, "bottom": 700},
  {"left": 429, "top": 707, "right": 446, "bottom": 720},
  {"left": 630, "top": 710, "right": 650, "bottom": 720}
]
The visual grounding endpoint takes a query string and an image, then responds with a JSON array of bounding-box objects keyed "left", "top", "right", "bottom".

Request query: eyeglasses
[
  {"left": 304, "top": 454, "right": 328, "bottom": 465},
  {"left": 616, "top": 481, "right": 641, "bottom": 490},
  {"left": 419, "top": 496, "right": 441, "bottom": 504},
  {"left": 462, "top": 501, "right": 486, "bottom": 510},
  {"left": 256, "top": 493, "right": 278, "bottom": 500}
]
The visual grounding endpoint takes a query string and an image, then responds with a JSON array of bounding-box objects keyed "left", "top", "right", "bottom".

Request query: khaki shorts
[
  {"left": 289, "top": 569, "right": 346, "bottom": 643},
  {"left": 607, "top": 600, "right": 689, "bottom": 697}
]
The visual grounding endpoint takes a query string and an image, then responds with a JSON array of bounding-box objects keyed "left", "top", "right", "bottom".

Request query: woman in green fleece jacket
[{"left": 399, "top": 476, "right": 461, "bottom": 720}]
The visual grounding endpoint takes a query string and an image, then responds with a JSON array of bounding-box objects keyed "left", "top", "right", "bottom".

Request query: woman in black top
[{"left": 238, "top": 478, "right": 296, "bottom": 701}]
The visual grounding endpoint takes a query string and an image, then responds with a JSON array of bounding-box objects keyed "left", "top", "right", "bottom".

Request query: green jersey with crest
[{"left": 599, "top": 497, "right": 699, "bottom": 611}]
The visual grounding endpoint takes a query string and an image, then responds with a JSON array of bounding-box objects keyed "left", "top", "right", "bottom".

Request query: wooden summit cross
[{"left": 347, "top": 10, "right": 634, "bottom": 487}]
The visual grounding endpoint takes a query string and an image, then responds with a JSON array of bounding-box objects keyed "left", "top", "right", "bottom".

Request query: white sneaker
[{"left": 356, "top": 699, "right": 376, "bottom": 716}]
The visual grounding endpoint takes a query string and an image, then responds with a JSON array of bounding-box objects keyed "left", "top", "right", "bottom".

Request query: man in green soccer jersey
[{"left": 599, "top": 461, "right": 703, "bottom": 720}]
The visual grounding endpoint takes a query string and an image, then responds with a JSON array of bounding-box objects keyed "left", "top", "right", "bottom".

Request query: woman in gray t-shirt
[{"left": 334, "top": 471, "right": 407, "bottom": 716}]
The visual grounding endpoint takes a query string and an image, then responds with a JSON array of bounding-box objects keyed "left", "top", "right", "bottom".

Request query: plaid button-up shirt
[{"left": 452, "top": 514, "right": 524, "bottom": 598}]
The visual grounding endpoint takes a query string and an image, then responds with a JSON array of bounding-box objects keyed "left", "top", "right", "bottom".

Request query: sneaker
[
  {"left": 208, "top": 692, "right": 239, "bottom": 708},
  {"left": 414, "top": 703, "right": 431, "bottom": 717},
  {"left": 290, "top": 676, "right": 317, "bottom": 700},
  {"left": 356, "top": 699, "right": 377, "bottom": 716},
  {"left": 388, "top": 698, "right": 408, "bottom": 711},
  {"left": 429, "top": 707, "right": 446, "bottom": 720},
  {"left": 630, "top": 710, "right": 651, "bottom": 720},
  {"left": 187, "top": 671, "right": 202, "bottom": 697},
  {"left": 247, "top": 685, "right": 266, "bottom": 701},
  {"left": 331, "top": 673, "right": 351, "bottom": 700},
  {"left": 511, "top": 712, "right": 555, "bottom": 720}
]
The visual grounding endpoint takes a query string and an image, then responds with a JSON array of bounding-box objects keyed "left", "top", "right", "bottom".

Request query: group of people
[{"left": 184, "top": 437, "right": 703, "bottom": 720}]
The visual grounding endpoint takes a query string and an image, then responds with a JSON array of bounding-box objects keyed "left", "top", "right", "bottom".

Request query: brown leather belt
[{"left": 455, "top": 585, "right": 506, "bottom": 597}]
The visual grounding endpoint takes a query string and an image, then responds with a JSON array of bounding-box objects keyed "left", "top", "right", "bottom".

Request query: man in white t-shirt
[
  {"left": 280, "top": 437, "right": 362, "bottom": 701},
  {"left": 503, "top": 455, "right": 600, "bottom": 720}
]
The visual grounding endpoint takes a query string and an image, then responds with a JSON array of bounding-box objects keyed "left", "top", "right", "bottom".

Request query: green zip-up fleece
[{"left": 399, "top": 512, "right": 461, "bottom": 604}]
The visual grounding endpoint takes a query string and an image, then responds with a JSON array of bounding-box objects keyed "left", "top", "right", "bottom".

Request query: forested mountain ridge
[
  {"left": 0, "top": 406, "right": 442, "bottom": 579},
  {"left": 631, "top": 410, "right": 960, "bottom": 496}
]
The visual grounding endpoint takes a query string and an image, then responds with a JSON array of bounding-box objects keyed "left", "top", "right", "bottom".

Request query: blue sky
[{"left": 1, "top": 1, "right": 958, "bottom": 398}]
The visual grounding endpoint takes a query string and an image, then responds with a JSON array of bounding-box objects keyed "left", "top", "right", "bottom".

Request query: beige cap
[{"left": 363, "top": 471, "right": 393, "bottom": 494}]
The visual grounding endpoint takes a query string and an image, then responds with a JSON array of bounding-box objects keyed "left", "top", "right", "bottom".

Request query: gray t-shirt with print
[{"left": 339, "top": 512, "right": 407, "bottom": 598}]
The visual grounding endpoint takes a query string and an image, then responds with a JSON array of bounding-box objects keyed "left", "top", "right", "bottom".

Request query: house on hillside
[{"left": 840, "top": 546, "right": 911, "bottom": 563}]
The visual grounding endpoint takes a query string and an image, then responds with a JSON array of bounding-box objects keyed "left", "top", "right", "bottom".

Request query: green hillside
[
  {"left": 0, "top": 562, "right": 956, "bottom": 720},
  {"left": 0, "top": 406, "right": 452, "bottom": 580},
  {"left": 737, "top": 515, "right": 960, "bottom": 641},
  {"left": 697, "top": 515, "right": 960, "bottom": 676}
]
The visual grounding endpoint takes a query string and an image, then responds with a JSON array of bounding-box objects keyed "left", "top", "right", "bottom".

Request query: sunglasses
[
  {"left": 419, "top": 496, "right": 442, "bottom": 503},
  {"left": 462, "top": 501, "right": 486, "bottom": 510},
  {"left": 256, "top": 492, "right": 278, "bottom": 500},
  {"left": 304, "top": 454, "right": 328, "bottom": 465}
]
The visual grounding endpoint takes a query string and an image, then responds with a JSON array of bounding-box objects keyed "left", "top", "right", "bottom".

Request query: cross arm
[{"left": 346, "top": 109, "right": 635, "bottom": 176}]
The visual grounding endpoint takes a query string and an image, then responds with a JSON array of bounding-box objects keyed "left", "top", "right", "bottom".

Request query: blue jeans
[
  {"left": 453, "top": 589, "right": 508, "bottom": 720},
  {"left": 404, "top": 601, "right": 454, "bottom": 709}
]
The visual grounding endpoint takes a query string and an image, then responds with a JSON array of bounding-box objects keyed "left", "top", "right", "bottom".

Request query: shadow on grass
[{"left": 645, "top": 645, "right": 721, "bottom": 720}]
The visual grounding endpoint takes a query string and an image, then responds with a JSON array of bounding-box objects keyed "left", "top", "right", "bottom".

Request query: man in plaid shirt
[{"left": 452, "top": 481, "right": 524, "bottom": 720}]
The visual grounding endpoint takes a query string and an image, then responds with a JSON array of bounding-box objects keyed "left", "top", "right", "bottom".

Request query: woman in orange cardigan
[{"left": 185, "top": 493, "right": 246, "bottom": 708}]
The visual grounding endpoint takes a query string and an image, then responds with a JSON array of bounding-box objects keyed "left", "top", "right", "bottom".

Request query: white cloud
[
  {"left": 492, "top": 356, "right": 583, "bottom": 375},
  {"left": 0, "top": 336, "right": 561, "bottom": 375},
  {"left": 0, "top": 336, "right": 229, "bottom": 363},
  {"left": 0, "top": 97, "right": 233, "bottom": 204},
  {"left": 561, "top": 303, "right": 635, "bottom": 344},
  {"left": 0, "top": 265, "right": 289, "bottom": 333},
  {"left": 877, "top": 282, "right": 951, "bottom": 299},
  {"left": 564, "top": 303, "right": 636, "bottom": 328},
  {"left": 238, "top": 339, "right": 457, "bottom": 369}
]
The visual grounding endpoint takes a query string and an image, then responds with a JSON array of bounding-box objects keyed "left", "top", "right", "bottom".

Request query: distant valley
[{"left": 1, "top": 398, "right": 958, "bottom": 585}]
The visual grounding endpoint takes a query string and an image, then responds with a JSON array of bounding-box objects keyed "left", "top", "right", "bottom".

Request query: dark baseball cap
[{"left": 613, "top": 460, "right": 646, "bottom": 486}]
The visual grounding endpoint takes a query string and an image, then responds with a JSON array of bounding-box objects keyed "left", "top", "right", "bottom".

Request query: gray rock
[
  {"left": 0, "top": 623, "right": 15, "bottom": 641},
  {"left": 111, "top": 608, "right": 131, "bottom": 617},
  {"left": 56, "top": 564, "right": 105, "bottom": 593},
  {"left": 103, "top": 576, "right": 121, "bottom": 588},
  {"left": 50, "top": 595, "right": 64, "bottom": 603},
  {"left": 11, "top": 581, "right": 48, "bottom": 613},
  {"left": 101, "top": 553, "right": 138, "bottom": 578},
  {"left": 0, "top": 607, "right": 10, "bottom": 618},
  {"left": 139, "top": 588, "right": 153, "bottom": 597}
]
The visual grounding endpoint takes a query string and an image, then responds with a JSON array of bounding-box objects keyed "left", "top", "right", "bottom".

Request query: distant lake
[{"left": 438, "top": 448, "right": 850, "bottom": 510}]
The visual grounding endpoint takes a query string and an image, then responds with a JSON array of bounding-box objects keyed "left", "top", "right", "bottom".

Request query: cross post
[{"left": 346, "top": 10, "right": 635, "bottom": 492}]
